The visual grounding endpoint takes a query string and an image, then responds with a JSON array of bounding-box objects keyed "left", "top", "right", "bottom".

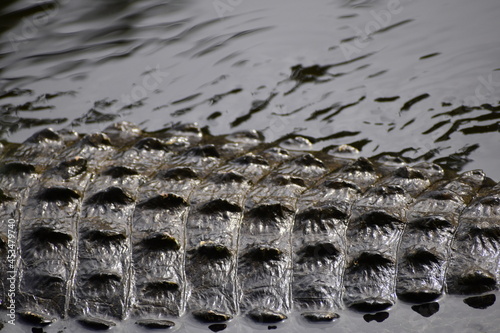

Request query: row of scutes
[{"left": 0, "top": 122, "right": 498, "bottom": 330}]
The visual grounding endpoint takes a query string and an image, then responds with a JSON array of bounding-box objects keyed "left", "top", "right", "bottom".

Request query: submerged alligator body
[{"left": 0, "top": 122, "right": 499, "bottom": 329}]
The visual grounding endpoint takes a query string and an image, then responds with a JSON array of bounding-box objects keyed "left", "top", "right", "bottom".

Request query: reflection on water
[
  {"left": 0, "top": 0, "right": 499, "bottom": 180},
  {"left": 0, "top": 0, "right": 499, "bottom": 329}
]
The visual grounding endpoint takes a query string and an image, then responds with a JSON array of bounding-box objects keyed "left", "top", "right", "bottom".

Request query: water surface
[
  {"left": 1, "top": 0, "right": 499, "bottom": 178},
  {"left": 0, "top": 0, "right": 499, "bottom": 331}
]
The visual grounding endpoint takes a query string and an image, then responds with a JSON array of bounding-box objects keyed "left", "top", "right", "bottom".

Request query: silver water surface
[
  {"left": 0, "top": 0, "right": 499, "bottom": 331},
  {"left": 0, "top": 0, "right": 499, "bottom": 178}
]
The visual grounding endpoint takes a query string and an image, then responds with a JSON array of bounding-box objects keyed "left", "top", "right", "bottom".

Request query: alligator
[{"left": 0, "top": 121, "right": 498, "bottom": 330}]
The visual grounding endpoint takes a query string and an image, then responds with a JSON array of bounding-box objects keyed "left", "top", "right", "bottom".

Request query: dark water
[
  {"left": 0, "top": 0, "right": 499, "bottom": 179},
  {"left": 0, "top": 0, "right": 499, "bottom": 331}
]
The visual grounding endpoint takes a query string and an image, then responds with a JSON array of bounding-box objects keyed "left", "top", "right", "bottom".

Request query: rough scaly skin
[{"left": 0, "top": 121, "right": 498, "bottom": 329}]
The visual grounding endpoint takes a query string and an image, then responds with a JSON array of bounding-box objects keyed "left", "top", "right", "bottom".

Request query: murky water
[{"left": 1, "top": 0, "right": 500, "bottom": 331}]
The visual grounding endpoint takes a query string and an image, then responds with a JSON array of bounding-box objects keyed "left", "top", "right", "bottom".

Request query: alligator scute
[{"left": 0, "top": 121, "right": 498, "bottom": 329}]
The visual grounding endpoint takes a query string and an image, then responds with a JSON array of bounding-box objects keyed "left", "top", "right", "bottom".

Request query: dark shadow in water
[
  {"left": 370, "top": 140, "right": 482, "bottom": 174},
  {"left": 464, "top": 294, "right": 496, "bottom": 309},
  {"left": 306, "top": 103, "right": 341, "bottom": 121},
  {"left": 433, "top": 105, "right": 500, "bottom": 142},
  {"left": 367, "top": 70, "right": 387, "bottom": 78},
  {"left": 0, "top": 117, "right": 67, "bottom": 138},
  {"left": 0, "top": 1, "right": 57, "bottom": 34},
  {"left": 347, "top": 138, "right": 372, "bottom": 151},
  {"left": 316, "top": 130, "right": 360, "bottom": 142},
  {"left": 373, "top": 19, "right": 413, "bottom": 35},
  {"left": 209, "top": 323, "right": 227, "bottom": 332},
  {"left": 420, "top": 52, "right": 440, "bottom": 60},
  {"left": 230, "top": 92, "right": 277, "bottom": 128},
  {"left": 422, "top": 120, "right": 451, "bottom": 135},
  {"left": 323, "top": 96, "right": 366, "bottom": 121},
  {"left": 343, "top": 0, "right": 385, "bottom": 9},
  {"left": 306, "top": 96, "right": 366, "bottom": 122},
  {"left": 0, "top": 88, "right": 33, "bottom": 99},
  {"left": 401, "top": 93, "right": 430, "bottom": 112},
  {"left": 411, "top": 302, "right": 440, "bottom": 317},
  {"left": 167, "top": 89, "right": 242, "bottom": 117},
  {"left": 285, "top": 53, "right": 375, "bottom": 95},
  {"left": 433, "top": 143, "right": 480, "bottom": 172},
  {"left": 432, "top": 105, "right": 479, "bottom": 119},
  {"left": 192, "top": 27, "right": 273, "bottom": 58},
  {"left": 72, "top": 108, "right": 119, "bottom": 126},
  {"left": 461, "top": 122, "right": 500, "bottom": 135},
  {"left": 363, "top": 312, "right": 389, "bottom": 323},
  {"left": 172, "top": 93, "right": 203, "bottom": 105},
  {"left": 0, "top": 89, "right": 72, "bottom": 137},
  {"left": 375, "top": 96, "right": 400, "bottom": 102}
]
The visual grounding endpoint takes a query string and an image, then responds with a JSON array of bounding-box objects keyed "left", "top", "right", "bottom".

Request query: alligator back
[{"left": 0, "top": 122, "right": 499, "bottom": 330}]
